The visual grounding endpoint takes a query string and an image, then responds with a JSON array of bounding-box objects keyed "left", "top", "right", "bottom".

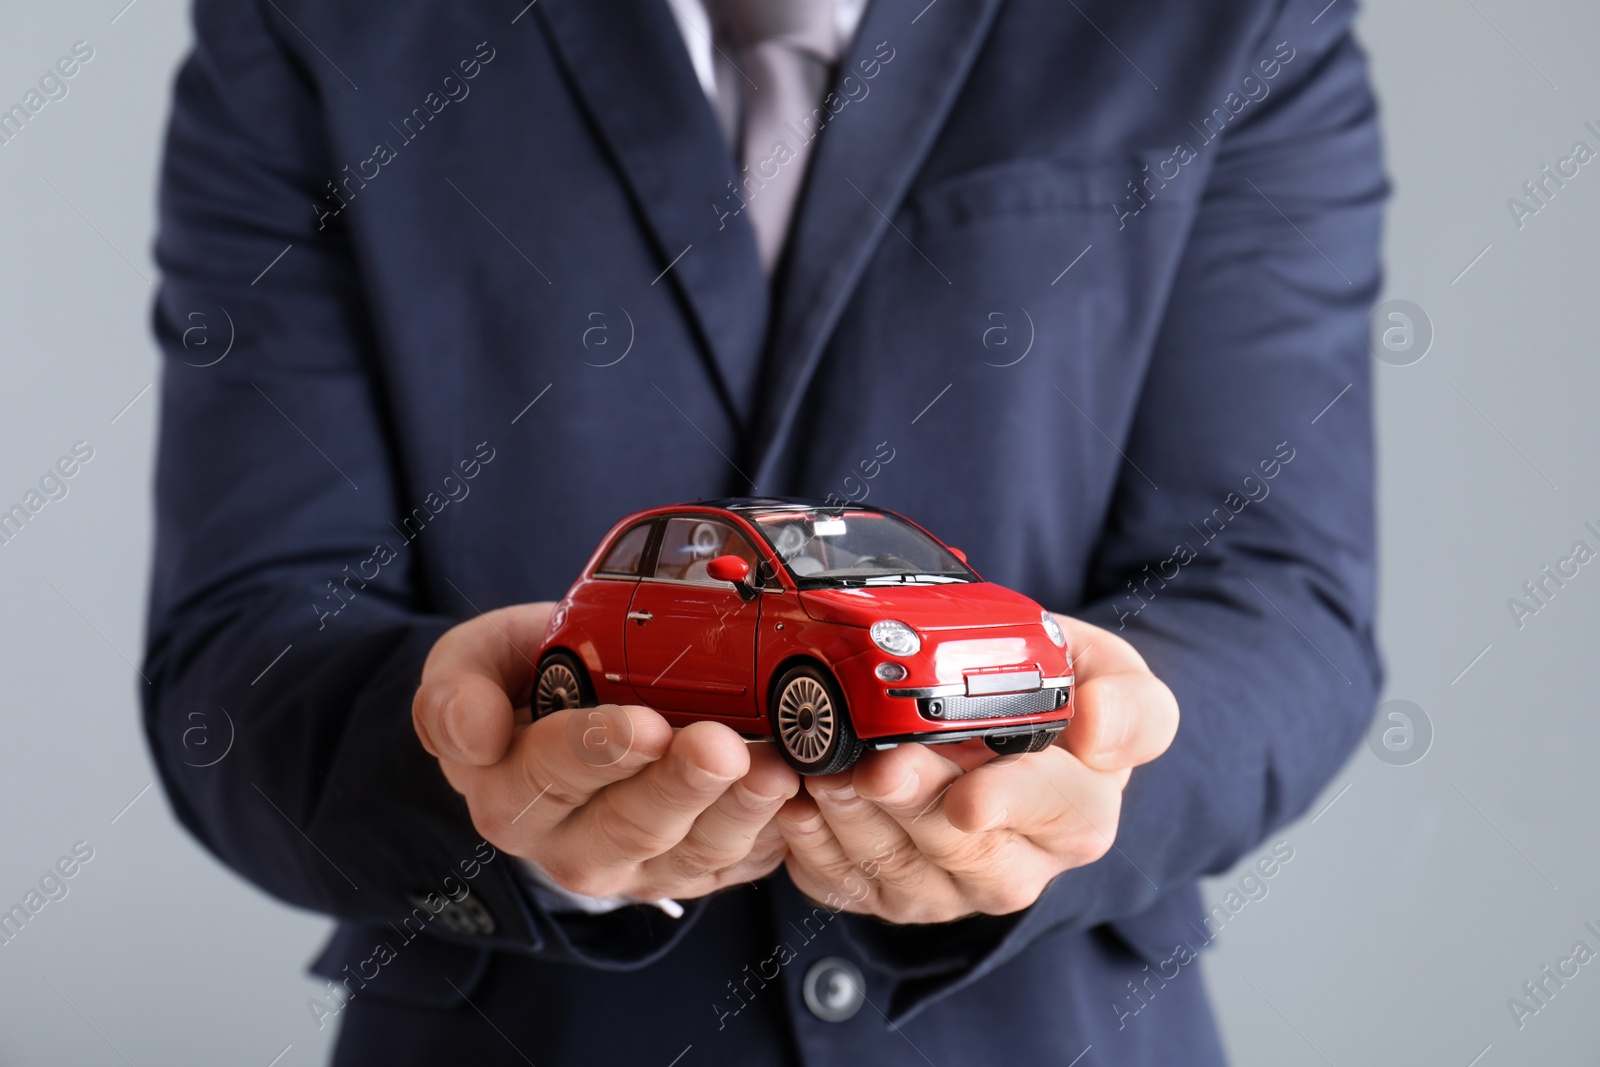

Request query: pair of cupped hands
[{"left": 413, "top": 603, "right": 1177, "bottom": 924}]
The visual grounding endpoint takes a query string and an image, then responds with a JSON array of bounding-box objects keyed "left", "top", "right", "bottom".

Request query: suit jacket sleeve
[
  {"left": 142, "top": 0, "right": 705, "bottom": 969},
  {"left": 842, "top": 2, "right": 1388, "bottom": 1017}
]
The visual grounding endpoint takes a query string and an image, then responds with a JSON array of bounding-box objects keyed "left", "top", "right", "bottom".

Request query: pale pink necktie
[{"left": 708, "top": 0, "right": 840, "bottom": 271}]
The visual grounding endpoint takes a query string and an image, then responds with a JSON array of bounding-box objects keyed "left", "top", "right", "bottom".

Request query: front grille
[{"left": 921, "top": 687, "right": 1063, "bottom": 722}]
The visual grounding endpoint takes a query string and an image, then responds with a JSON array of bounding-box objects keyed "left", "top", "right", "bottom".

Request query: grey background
[{"left": 1, "top": 1, "right": 1595, "bottom": 1064}]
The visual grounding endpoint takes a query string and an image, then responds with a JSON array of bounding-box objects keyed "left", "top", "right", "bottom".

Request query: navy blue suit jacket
[{"left": 145, "top": 0, "right": 1386, "bottom": 1062}]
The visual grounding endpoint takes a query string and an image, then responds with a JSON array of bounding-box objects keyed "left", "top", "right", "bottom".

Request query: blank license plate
[{"left": 965, "top": 670, "right": 1041, "bottom": 697}]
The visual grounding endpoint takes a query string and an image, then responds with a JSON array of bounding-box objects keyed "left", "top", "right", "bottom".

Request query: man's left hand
[{"left": 775, "top": 614, "right": 1178, "bottom": 924}]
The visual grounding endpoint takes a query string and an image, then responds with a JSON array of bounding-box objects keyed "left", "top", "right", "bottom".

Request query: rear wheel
[
  {"left": 770, "top": 664, "right": 864, "bottom": 776},
  {"left": 533, "top": 651, "right": 594, "bottom": 718},
  {"left": 984, "top": 727, "right": 1063, "bottom": 756}
]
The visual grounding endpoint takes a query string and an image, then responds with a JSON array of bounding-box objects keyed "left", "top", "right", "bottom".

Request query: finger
[
  {"left": 776, "top": 794, "right": 864, "bottom": 899},
  {"left": 549, "top": 720, "right": 750, "bottom": 881},
  {"left": 645, "top": 798, "right": 793, "bottom": 897},
  {"left": 638, "top": 742, "right": 800, "bottom": 887},
  {"left": 1063, "top": 670, "right": 1178, "bottom": 772},
  {"left": 848, "top": 744, "right": 981, "bottom": 861},
  {"left": 943, "top": 746, "right": 1122, "bottom": 864},
  {"left": 414, "top": 603, "right": 553, "bottom": 765},
  {"left": 1054, "top": 614, "right": 1179, "bottom": 772},
  {"left": 415, "top": 673, "right": 522, "bottom": 767},
  {"left": 806, "top": 765, "right": 930, "bottom": 896},
  {"left": 703, "top": 820, "right": 789, "bottom": 890},
  {"left": 1057, "top": 613, "right": 1153, "bottom": 676},
  {"left": 478, "top": 704, "right": 675, "bottom": 840}
]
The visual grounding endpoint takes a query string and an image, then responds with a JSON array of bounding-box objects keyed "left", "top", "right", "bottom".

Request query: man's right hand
[{"left": 413, "top": 603, "right": 800, "bottom": 902}]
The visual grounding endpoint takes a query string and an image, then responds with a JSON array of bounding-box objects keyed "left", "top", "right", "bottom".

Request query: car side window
[
  {"left": 595, "top": 521, "right": 653, "bottom": 577},
  {"left": 652, "top": 517, "right": 760, "bottom": 585}
]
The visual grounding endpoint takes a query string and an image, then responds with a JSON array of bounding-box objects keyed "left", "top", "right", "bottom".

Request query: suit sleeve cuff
[{"left": 516, "top": 857, "right": 685, "bottom": 919}]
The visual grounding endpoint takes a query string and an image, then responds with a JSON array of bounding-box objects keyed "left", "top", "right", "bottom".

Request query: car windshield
[{"left": 748, "top": 509, "right": 975, "bottom": 588}]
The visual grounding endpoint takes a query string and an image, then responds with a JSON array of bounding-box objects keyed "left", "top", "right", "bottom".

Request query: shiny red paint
[{"left": 537, "top": 500, "right": 1074, "bottom": 749}]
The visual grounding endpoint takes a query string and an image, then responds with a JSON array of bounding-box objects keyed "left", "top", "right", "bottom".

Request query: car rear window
[{"left": 595, "top": 522, "right": 652, "bottom": 576}]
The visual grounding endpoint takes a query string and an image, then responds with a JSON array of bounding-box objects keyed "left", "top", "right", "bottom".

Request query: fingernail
[
  {"left": 792, "top": 812, "right": 825, "bottom": 834},
  {"left": 1102, "top": 711, "right": 1132, "bottom": 761},
  {"left": 685, "top": 761, "right": 740, "bottom": 790},
  {"left": 735, "top": 783, "right": 784, "bottom": 809},
  {"left": 820, "top": 782, "right": 857, "bottom": 802},
  {"left": 441, "top": 702, "right": 468, "bottom": 757}
]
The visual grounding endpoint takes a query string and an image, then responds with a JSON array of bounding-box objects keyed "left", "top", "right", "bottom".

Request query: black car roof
[{"left": 692, "top": 496, "right": 887, "bottom": 514}]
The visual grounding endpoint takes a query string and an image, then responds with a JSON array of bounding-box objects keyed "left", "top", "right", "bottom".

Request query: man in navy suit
[{"left": 144, "top": 0, "right": 1385, "bottom": 1062}]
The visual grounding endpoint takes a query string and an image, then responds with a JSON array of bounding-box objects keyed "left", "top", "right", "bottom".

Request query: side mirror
[
  {"left": 706, "top": 555, "right": 751, "bottom": 584},
  {"left": 947, "top": 547, "right": 968, "bottom": 564}
]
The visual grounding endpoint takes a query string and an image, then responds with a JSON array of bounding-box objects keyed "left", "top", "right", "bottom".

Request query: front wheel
[
  {"left": 770, "top": 664, "right": 864, "bottom": 776},
  {"left": 533, "top": 651, "right": 594, "bottom": 718},
  {"left": 984, "top": 727, "right": 1063, "bottom": 756}
]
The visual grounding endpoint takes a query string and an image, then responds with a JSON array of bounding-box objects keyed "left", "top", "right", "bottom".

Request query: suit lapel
[
  {"left": 748, "top": 0, "right": 1006, "bottom": 487},
  {"left": 535, "top": 0, "right": 769, "bottom": 424}
]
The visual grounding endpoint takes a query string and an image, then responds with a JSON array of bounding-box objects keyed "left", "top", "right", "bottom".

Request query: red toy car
[{"left": 534, "top": 498, "right": 1073, "bottom": 774}]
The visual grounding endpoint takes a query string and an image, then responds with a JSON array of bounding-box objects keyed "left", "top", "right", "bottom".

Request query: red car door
[
  {"left": 575, "top": 519, "right": 656, "bottom": 704},
  {"left": 625, "top": 516, "right": 762, "bottom": 717}
]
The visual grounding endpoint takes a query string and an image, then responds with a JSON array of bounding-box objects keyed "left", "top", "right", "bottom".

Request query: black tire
[
  {"left": 533, "top": 651, "right": 594, "bottom": 718},
  {"left": 769, "top": 664, "right": 864, "bottom": 776},
  {"left": 984, "top": 727, "right": 1063, "bottom": 756}
]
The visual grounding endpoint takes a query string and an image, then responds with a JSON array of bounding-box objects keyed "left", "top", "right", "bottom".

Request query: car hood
[{"left": 798, "top": 582, "right": 1044, "bottom": 631}]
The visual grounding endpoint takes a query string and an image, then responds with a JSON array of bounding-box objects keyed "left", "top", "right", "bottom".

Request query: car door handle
[{"left": 626, "top": 611, "right": 653, "bottom": 624}]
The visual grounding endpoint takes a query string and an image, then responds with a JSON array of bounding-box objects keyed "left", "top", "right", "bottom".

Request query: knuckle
[
  {"left": 978, "top": 880, "right": 1040, "bottom": 916},
  {"left": 882, "top": 896, "right": 954, "bottom": 925},
  {"left": 953, "top": 828, "right": 1012, "bottom": 872},
  {"left": 538, "top": 772, "right": 592, "bottom": 814},
  {"left": 1074, "top": 831, "right": 1115, "bottom": 867},
  {"left": 811, "top": 859, "right": 863, "bottom": 897},
  {"left": 537, "top": 854, "right": 581, "bottom": 891},
  {"left": 867, "top": 845, "right": 924, "bottom": 889},
  {"left": 964, "top": 861, "right": 1046, "bottom": 915},
  {"left": 557, "top": 866, "right": 624, "bottom": 899},
  {"left": 595, "top": 804, "right": 674, "bottom": 860},
  {"left": 466, "top": 800, "right": 516, "bottom": 855},
  {"left": 742, "top": 841, "right": 788, "bottom": 877},
  {"left": 664, "top": 838, "right": 724, "bottom": 882},
  {"left": 520, "top": 743, "right": 591, "bottom": 811}
]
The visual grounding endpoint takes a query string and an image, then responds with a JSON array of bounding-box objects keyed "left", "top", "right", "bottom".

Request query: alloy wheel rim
[
  {"left": 777, "top": 676, "right": 835, "bottom": 764},
  {"left": 535, "top": 663, "right": 581, "bottom": 715}
]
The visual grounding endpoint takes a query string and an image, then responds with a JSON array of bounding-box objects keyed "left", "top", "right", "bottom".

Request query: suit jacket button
[
  {"left": 802, "top": 957, "right": 865, "bottom": 1022},
  {"left": 409, "top": 891, "right": 496, "bottom": 936}
]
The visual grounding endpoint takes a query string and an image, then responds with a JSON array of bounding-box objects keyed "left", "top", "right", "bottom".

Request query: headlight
[
  {"left": 1041, "top": 610, "right": 1067, "bottom": 647},
  {"left": 870, "top": 620, "right": 921, "bottom": 656}
]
